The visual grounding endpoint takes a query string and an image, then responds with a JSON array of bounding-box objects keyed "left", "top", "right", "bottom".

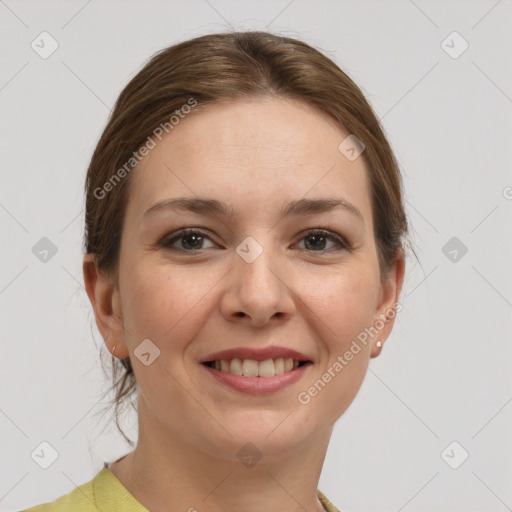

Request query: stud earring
[{"left": 376, "top": 341, "right": 382, "bottom": 348}]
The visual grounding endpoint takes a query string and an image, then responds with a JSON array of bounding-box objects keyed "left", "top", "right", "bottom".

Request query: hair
[{"left": 83, "top": 30, "right": 411, "bottom": 445}]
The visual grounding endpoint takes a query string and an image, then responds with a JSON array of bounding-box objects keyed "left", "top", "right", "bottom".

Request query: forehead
[{"left": 126, "top": 97, "right": 372, "bottom": 224}]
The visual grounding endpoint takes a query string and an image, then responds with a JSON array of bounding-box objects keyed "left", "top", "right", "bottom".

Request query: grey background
[{"left": 1, "top": 1, "right": 511, "bottom": 511}]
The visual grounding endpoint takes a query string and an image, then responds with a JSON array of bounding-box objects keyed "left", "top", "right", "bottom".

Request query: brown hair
[{"left": 84, "top": 30, "right": 411, "bottom": 445}]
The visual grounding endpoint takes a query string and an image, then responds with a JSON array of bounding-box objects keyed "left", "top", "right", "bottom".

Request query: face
[{"left": 86, "top": 97, "right": 404, "bottom": 461}]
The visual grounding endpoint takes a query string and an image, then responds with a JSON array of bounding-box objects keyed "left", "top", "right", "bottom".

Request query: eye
[
  {"left": 159, "top": 228, "right": 350, "bottom": 254},
  {"left": 295, "top": 229, "right": 349, "bottom": 252},
  {"left": 160, "top": 229, "right": 217, "bottom": 252}
]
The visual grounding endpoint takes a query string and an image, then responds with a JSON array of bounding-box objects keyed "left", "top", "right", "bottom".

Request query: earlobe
[
  {"left": 370, "top": 340, "right": 383, "bottom": 359},
  {"left": 371, "top": 250, "right": 406, "bottom": 358},
  {"left": 82, "top": 254, "right": 129, "bottom": 358}
]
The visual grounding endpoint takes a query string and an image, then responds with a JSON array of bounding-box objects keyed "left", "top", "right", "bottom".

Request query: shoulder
[
  {"left": 21, "top": 466, "right": 146, "bottom": 512},
  {"left": 317, "top": 489, "right": 342, "bottom": 512},
  {"left": 21, "top": 469, "right": 101, "bottom": 512}
]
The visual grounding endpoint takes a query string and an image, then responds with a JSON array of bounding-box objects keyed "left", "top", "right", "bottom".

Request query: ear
[
  {"left": 83, "top": 253, "right": 129, "bottom": 358},
  {"left": 370, "top": 249, "right": 405, "bottom": 358}
]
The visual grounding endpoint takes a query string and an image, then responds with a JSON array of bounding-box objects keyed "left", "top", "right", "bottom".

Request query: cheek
[
  {"left": 120, "top": 261, "right": 218, "bottom": 347},
  {"left": 298, "top": 270, "right": 377, "bottom": 419},
  {"left": 301, "top": 264, "right": 378, "bottom": 344},
  {"left": 118, "top": 265, "right": 210, "bottom": 400}
]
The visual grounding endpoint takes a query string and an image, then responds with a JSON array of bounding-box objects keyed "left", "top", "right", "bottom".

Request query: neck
[{"left": 109, "top": 397, "right": 332, "bottom": 512}]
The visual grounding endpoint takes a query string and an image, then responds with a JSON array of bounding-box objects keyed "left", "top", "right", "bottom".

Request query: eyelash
[{"left": 159, "top": 228, "right": 350, "bottom": 254}]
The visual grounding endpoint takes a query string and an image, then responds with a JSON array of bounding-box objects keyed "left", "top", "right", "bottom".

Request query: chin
[{"left": 216, "top": 419, "right": 319, "bottom": 460}]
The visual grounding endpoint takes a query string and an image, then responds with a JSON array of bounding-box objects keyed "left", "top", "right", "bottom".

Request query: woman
[{"left": 24, "top": 30, "right": 408, "bottom": 512}]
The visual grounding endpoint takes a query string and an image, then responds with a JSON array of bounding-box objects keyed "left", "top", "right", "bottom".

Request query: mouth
[
  {"left": 201, "top": 358, "right": 312, "bottom": 377},
  {"left": 200, "top": 357, "right": 313, "bottom": 395}
]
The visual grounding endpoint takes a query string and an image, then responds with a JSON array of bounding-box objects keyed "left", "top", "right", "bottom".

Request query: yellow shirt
[{"left": 22, "top": 463, "right": 340, "bottom": 511}]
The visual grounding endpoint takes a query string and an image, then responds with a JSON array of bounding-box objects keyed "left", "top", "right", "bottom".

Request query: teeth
[
  {"left": 231, "top": 358, "right": 243, "bottom": 375},
  {"left": 258, "top": 359, "right": 275, "bottom": 377},
  {"left": 242, "top": 359, "right": 259, "bottom": 377},
  {"left": 274, "top": 358, "right": 284, "bottom": 375},
  {"left": 212, "top": 357, "right": 304, "bottom": 377}
]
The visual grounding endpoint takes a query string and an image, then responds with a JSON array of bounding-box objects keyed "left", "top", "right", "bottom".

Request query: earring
[{"left": 376, "top": 341, "right": 382, "bottom": 348}]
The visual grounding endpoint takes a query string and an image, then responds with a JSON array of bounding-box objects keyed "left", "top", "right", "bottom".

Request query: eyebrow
[{"left": 142, "top": 196, "right": 363, "bottom": 222}]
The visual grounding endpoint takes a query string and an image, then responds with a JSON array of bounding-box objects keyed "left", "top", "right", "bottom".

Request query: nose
[{"left": 220, "top": 243, "right": 296, "bottom": 328}]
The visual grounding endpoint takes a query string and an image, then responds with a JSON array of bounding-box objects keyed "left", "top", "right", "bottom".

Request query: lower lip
[{"left": 201, "top": 363, "right": 312, "bottom": 395}]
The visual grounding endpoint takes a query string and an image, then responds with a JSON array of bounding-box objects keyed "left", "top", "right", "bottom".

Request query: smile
[
  {"left": 200, "top": 358, "right": 313, "bottom": 395},
  {"left": 202, "top": 357, "right": 310, "bottom": 377}
]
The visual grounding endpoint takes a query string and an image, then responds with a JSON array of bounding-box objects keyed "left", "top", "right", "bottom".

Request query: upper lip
[{"left": 200, "top": 345, "right": 312, "bottom": 363}]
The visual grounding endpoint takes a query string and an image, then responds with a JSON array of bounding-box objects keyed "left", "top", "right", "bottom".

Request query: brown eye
[
  {"left": 160, "top": 229, "right": 216, "bottom": 252},
  {"left": 295, "top": 229, "right": 348, "bottom": 252}
]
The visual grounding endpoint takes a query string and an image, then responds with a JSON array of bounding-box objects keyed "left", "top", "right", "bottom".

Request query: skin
[{"left": 83, "top": 97, "right": 405, "bottom": 512}]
